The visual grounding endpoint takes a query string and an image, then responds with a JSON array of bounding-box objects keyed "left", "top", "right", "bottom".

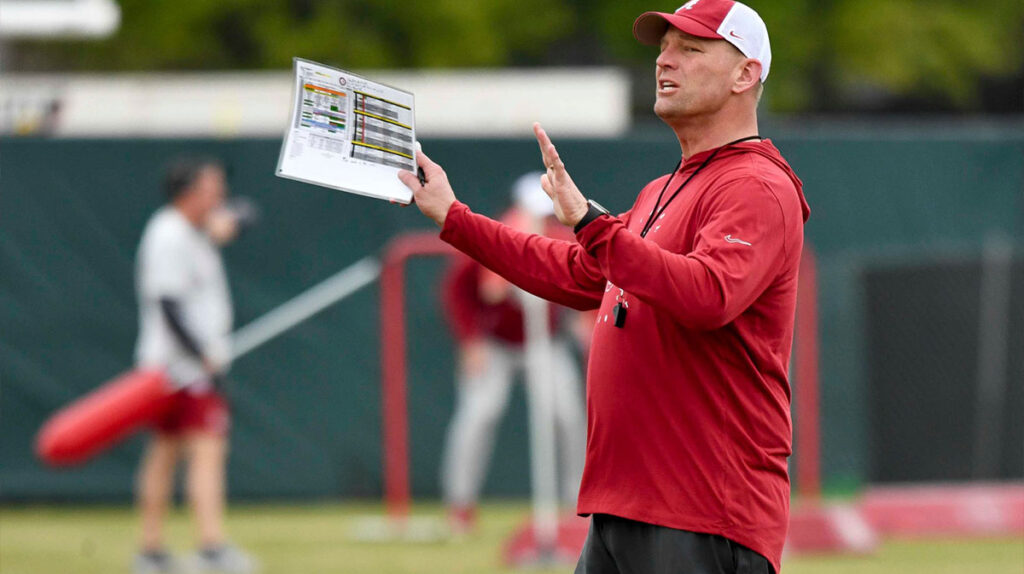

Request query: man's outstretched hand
[
  {"left": 398, "top": 127, "right": 588, "bottom": 230},
  {"left": 397, "top": 149, "right": 456, "bottom": 228},
  {"left": 534, "top": 123, "right": 588, "bottom": 228}
]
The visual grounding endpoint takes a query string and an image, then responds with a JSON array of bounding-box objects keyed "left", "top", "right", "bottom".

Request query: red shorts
[{"left": 153, "top": 388, "right": 230, "bottom": 436}]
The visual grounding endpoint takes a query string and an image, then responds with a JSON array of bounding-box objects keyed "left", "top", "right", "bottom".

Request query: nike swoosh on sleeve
[{"left": 724, "top": 235, "right": 752, "bottom": 246}]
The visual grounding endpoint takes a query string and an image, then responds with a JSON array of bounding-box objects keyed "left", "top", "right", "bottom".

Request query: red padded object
[{"left": 36, "top": 369, "right": 177, "bottom": 466}]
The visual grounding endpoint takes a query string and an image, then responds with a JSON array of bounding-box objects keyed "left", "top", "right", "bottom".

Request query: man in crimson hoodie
[{"left": 399, "top": 2, "right": 809, "bottom": 572}]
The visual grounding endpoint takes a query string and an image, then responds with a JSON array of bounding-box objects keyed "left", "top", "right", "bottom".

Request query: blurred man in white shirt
[{"left": 133, "top": 158, "right": 256, "bottom": 574}]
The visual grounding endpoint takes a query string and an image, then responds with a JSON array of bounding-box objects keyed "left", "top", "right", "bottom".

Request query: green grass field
[{"left": 1, "top": 502, "right": 1020, "bottom": 574}]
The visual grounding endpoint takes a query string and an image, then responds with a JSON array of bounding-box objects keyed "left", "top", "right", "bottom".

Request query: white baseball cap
[
  {"left": 512, "top": 172, "right": 555, "bottom": 218},
  {"left": 634, "top": 0, "right": 772, "bottom": 83}
]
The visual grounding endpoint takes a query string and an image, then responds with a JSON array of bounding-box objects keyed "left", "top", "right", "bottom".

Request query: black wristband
[{"left": 574, "top": 199, "right": 610, "bottom": 234}]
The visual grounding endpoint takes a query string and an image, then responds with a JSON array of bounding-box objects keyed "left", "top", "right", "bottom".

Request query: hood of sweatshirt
[{"left": 692, "top": 139, "right": 810, "bottom": 223}]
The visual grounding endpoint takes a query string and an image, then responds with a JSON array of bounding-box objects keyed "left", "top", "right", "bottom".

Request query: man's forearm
[
  {"left": 573, "top": 187, "right": 789, "bottom": 330},
  {"left": 158, "top": 298, "right": 205, "bottom": 359},
  {"left": 440, "top": 201, "right": 605, "bottom": 311}
]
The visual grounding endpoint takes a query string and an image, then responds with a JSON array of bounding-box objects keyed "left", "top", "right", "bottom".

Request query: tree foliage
[
  {"left": 14, "top": 0, "right": 1024, "bottom": 112},
  {"left": 21, "top": 0, "right": 572, "bottom": 70}
]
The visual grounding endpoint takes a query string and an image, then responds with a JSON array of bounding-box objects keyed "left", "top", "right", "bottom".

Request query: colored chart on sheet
[{"left": 276, "top": 58, "right": 417, "bottom": 204}]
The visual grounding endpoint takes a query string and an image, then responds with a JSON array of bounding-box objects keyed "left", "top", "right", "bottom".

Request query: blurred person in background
[
  {"left": 440, "top": 173, "right": 588, "bottom": 535},
  {"left": 133, "top": 158, "right": 257, "bottom": 574},
  {"left": 402, "top": 1, "right": 809, "bottom": 572}
]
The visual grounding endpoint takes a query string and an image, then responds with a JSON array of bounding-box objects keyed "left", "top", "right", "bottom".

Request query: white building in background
[
  {"left": 0, "top": 68, "right": 631, "bottom": 138},
  {"left": 0, "top": 0, "right": 120, "bottom": 39}
]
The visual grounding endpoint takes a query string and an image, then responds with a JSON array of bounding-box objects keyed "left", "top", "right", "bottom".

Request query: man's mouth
[{"left": 658, "top": 79, "right": 679, "bottom": 95}]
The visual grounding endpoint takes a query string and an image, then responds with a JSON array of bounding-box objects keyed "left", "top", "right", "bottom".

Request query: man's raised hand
[{"left": 533, "top": 123, "right": 588, "bottom": 228}]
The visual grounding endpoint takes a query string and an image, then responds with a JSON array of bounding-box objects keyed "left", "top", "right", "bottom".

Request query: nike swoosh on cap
[{"left": 729, "top": 30, "right": 743, "bottom": 39}]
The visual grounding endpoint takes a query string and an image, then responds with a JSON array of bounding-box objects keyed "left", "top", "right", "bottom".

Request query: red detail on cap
[
  {"left": 729, "top": 30, "right": 743, "bottom": 39},
  {"left": 633, "top": 0, "right": 736, "bottom": 45},
  {"left": 674, "top": 0, "right": 735, "bottom": 23}
]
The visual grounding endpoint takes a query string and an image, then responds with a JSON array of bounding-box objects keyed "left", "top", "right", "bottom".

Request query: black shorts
[{"left": 575, "top": 514, "right": 774, "bottom": 574}]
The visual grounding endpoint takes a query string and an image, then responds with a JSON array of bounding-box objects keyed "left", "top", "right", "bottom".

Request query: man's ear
[{"left": 733, "top": 59, "right": 763, "bottom": 95}]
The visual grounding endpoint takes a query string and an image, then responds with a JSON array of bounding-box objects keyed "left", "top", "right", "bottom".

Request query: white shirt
[{"left": 135, "top": 206, "right": 233, "bottom": 386}]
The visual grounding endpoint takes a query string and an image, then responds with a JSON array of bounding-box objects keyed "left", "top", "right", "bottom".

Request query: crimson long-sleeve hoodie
[{"left": 440, "top": 139, "right": 809, "bottom": 573}]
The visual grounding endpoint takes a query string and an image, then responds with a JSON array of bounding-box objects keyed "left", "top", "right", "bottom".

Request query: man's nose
[{"left": 656, "top": 49, "right": 676, "bottom": 71}]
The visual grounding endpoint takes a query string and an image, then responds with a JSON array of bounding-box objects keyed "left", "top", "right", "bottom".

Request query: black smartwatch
[{"left": 574, "top": 199, "right": 611, "bottom": 233}]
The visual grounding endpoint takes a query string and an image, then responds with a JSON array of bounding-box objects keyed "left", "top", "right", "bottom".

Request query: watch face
[{"left": 589, "top": 199, "right": 610, "bottom": 215}]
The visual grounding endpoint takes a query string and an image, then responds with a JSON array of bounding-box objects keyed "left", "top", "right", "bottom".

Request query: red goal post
[{"left": 379, "top": 232, "right": 456, "bottom": 520}]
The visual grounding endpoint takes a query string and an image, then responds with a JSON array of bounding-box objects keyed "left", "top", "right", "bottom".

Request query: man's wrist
[
  {"left": 573, "top": 199, "right": 611, "bottom": 233},
  {"left": 434, "top": 199, "right": 457, "bottom": 229}
]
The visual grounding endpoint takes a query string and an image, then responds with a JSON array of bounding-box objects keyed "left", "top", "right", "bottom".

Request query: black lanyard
[{"left": 639, "top": 135, "right": 761, "bottom": 238}]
